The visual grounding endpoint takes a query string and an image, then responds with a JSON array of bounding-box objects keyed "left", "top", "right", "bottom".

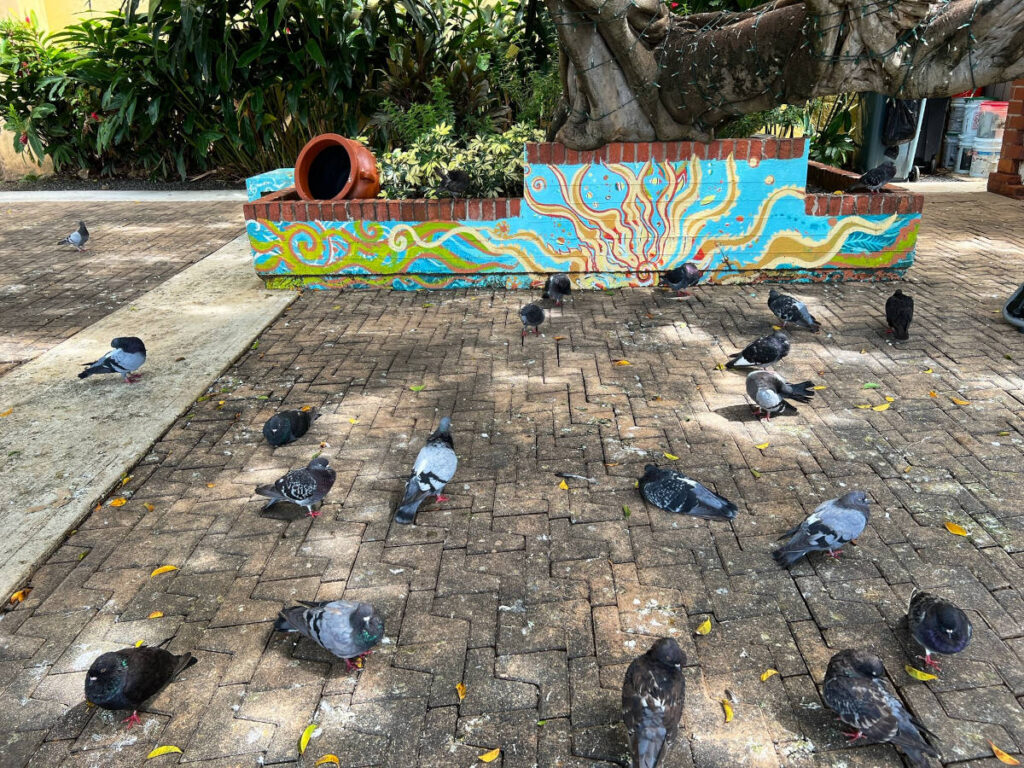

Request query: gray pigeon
[
  {"left": 908, "top": 590, "right": 972, "bottom": 671},
  {"left": 520, "top": 303, "right": 544, "bottom": 343},
  {"left": 725, "top": 330, "right": 790, "bottom": 369},
  {"left": 745, "top": 370, "right": 815, "bottom": 419},
  {"left": 622, "top": 638, "right": 686, "bottom": 768},
  {"left": 78, "top": 336, "right": 146, "bottom": 383},
  {"left": 438, "top": 169, "right": 471, "bottom": 198},
  {"left": 823, "top": 649, "right": 939, "bottom": 767},
  {"left": 274, "top": 599, "right": 384, "bottom": 670},
  {"left": 848, "top": 146, "right": 899, "bottom": 193},
  {"left": 662, "top": 263, "right": 703, "bottom": 297},
  {"left": 85, "top": 642, "right": 196, "bottom": 728},
  {"left": 542, "top": 274, "right": 572, "bottom": 308},
  {"left": 396, "top": 417, "right": 457, "bottom": 524},
  {"left": 638, "top": 464, "right": 738, "bottom": 520},
  {"left": 885, "top": 289, "right": 914, "bottom": 341},
  {"left": 255, "top": 457, "right": 335, "bottom": 517},
  {"left": 59, "top": 220, "right": 89, "bottom": 250},
  {"left": 773, "top": 491, "right": 870, "bottom": 566},
  {"left": 768, "top": 289, "right": 821, "bottom": 332},
  {"left": 263, "top": 408, "right": 319, "bottom": 447}
]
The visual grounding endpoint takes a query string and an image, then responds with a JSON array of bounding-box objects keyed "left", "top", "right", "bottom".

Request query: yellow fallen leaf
[
  {"left": 721, "top": 699, "right": 734, "bottom": 722},
  {"left": 760, "top": 669, "right": 779, "bottom": 682},
  {"left": 811, "top": 385, "right": 827, "bottom": 390},
  {"left": 206, "top": 483, "right": 215, "bottom": 488},
  {"left": 9, "top": 588, "right": 30, "bottom": 604},
  {"left": 755, "top": 442, "right": 769, "bottom": 450},
  {"left": 554, "top": 336, "right": 566, "bottom": 341},
  {"left": 456, "top": 682, "right": 467, "bottom": 701},
  {"left": 860, "top": 349, "right": 866, "bottom": 354},
  {"left": 0, "top": 408, "right": 12, "bottom": 417},
  {"left": 150, "top": 565, "right": 178, "bottom": 578},
  {"left": 750, "top": 469, "right": 762, "bottom": 478},
  {"left": 695, "top": 617, "right": 712, "bottom": 635},
  {"left": 928, "top": 391, "right": 937, "bottom": 398},
  {"left": 885, "top": 396, "right": 895, "bottom": 402},
  {"left": 135, "top": 639, "right": 144, "bottom": 647},
  {"left": 664, "top": 452, "right": 679, "bottom": 460},
  {"left": 990, "top": 741, "right": 1022, "bottom": 765},
  {"left": 299, "top": 723, "right": 318, "bottom": 755},
  {"left": 904, "top": 664, "right": 938, "bottom": 681},
  {"left": 315, "top": 757, "right": 341, "bottom": 767},
  {"left": 301, "top": 405, "right": 312, "bottom": 412},
  {"left": 615, "top": 360, "right": 632, "bottom": 366},
  {"left": 559, "top": 480, "right": 569, "bottom": 490},
  {"left": 410, "top": 385, "right": 425, "bottom": 391},
  {"left": 944, "top": 521, "right": 968, "bottom": 536},
  {"left": 109, "top": 497, "right": 127, "bottom": 507},
  {"left": 855, "top": 404, "right": 871, "bottom": 409},
  {"left": 998, "top": 431, "right": 1010, "bottom": 436},
  {"left": 772, "top": 325, "right": 782, "bottom": 331},
  {"left": 147, "top": 611, "right": 164, "bottom": 619},
  {"left": 146, "top": 745, "right": 183, "bottom": 759},
  {"left": 951, "top": 397, "right": 970, "bottom": 405},
  {"left": 605, "top": 462, "right": 619, "bottom": 467},
  {"left": 120, "top": 475, "right": 132, "bottom": 486},
  {"left": 832, "top": 189, "right": 844, "bottom": 195},
  {"left": 349, "top": 418, "right": 358, "bottom": 424},
  {"left": 143, "top": 502, "right": 155, "bottom": 512},
  {"left": 479, "top": 748, "right": 501, "bottom": 762},
  {"left": 871, "top": 403, "right": 890, "bottom": 411},
  {"left": 923, "top": 368, "right": 933, "bottom": 373}
]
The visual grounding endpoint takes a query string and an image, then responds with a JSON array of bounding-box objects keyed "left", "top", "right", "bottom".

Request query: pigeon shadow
[
  {"left": 258, "top": 501, "right": 311, "bottom": 521},
  {"left": 713, "top": 404, "right": 759, "bottom": 423}
]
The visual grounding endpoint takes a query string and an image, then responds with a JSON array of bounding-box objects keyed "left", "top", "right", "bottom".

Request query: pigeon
[
  {"left": 622, "top": 638, "right": 686, "bottom": 768},
  {"left": 255, "top": 457, "right": 335, "bottom": 517},
  {"left": 768, "top": 289, "right": 821, "bottom": 332},
  {"left": 1004, "top": 282, "right": 1024, "bottom": 332},
  {"left": 907, "top": 590, "right": 972, "bottom": 671},
  {"left": 772, "top": 491, "right": 870, "bottom": 566},
  {"left": 725, "top": 330, "right": 790, "bottom": 369},
  {"left": 746, "top": 370, "right": 815, "bottom": 419},
  {"left": 274, "top": 599, "right": 384, "bottom": 670},
  {"left": 662, "top": 263, "right": 703, "bottom": 297},
  {"left": 85, "top": 642, "right": 197, "bottom": 728},
  {"left": 263, "top": 408, "right": 319, "bottom": 447},
  {"left": 848, "top": 146, "right": 899, "bottom": 193},
  {"left": 885, "top": 289, "right": 914, "bottom": 341},
  {"left": 78, "top": 337, "right": 147, "bottom": 383},
  {"left": 438, "top": 169, "right": 471, "bottom": 198},
  {"left": 520, "top": 303, "right": 544, "bottom": 344},
  {"left": 542, "top": 273, "right": 572, "bottom": 308},
  {"left": 638, "top": 464, "right": 738, "bottom": 520},
  {"left": 823, "top": 649, "right": 939, "bottom": 767},
  {"left": 58, "top": 220, "right": 89, "bottom": 250},
  {"left": 396, "top": 417, "right": 457, "bottom": 524}
]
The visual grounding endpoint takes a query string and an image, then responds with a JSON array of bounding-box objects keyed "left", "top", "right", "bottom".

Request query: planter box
[{"left": 244, "top": 138, "right": 922, "bottom": 290}]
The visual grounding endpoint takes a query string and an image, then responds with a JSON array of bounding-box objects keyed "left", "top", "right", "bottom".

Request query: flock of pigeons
[{"left": 71, "top": 244, "right": 970, "bottom": 768}]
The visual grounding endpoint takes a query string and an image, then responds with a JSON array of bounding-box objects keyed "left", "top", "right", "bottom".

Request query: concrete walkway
[
  {"left": 0, "top": 234, "right": 293, "bottom": 600},
  {"left": 0, "top": 190, "right": 247, "bottom": 203}
]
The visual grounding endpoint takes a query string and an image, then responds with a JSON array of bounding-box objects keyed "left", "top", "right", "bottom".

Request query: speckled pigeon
[
  {"left": 396, "top": 417, "right": 457, "bottom": 524},
  {"left": 255, "top": 457, "right": 335, "bottom": 517},
  {"left": 725, "top": 330, "right": 790, "bottom": 369},
  {"left": 520, "top": 303, "right": 544, "bottom": 343},
  {"left": 773, "top": 491, "right": 870, "bottom": 566},
  {"left": 638, "top": 464, "right": 738, "bottom": 520},
  {"left": 823, "top": 649, "right": 939, "bottom": 767},
  {"left": 438, "top": 169, "right": 470, "bottom": 198},
  {"left": 59, "top": 220, "right": 89, "bottom": 251},
  {"left": 85, "top": 642, "right": 196, "bottom": 728},
  {"left": 885, "top": 289, "right": 914, "bottom": 341},
  {"left": 746, "top": 370, "right": 815, "bottom": 419},
  {"left": 908, "top": 590, "right": 971, "bottom": 671},
  {"left": 622, "top": 638, "right": 686, "bottom": 768},
  {"left": 848, "top": 146, "right": 899, "bottom": 193},
  {"left": 542, "top": 274, "right": 572, "bottom": 307},
  {"left": 78, "top": 336, "right": 146, "bottom": 383},
  {"left": 263, "top": 408, "right": 319, "bottom": 446},
  {"left": 662, "top": 263, "right": 703, "bottom": 297},
  {"left": 275, "top": 599, "right": 384, "bottom": 669},
  {"left": 768, "top": 289, "right": 820, "bottom": 332}
]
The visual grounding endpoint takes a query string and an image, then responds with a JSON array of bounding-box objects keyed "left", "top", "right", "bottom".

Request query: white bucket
[
  {"left": 955, "top": 136, "right": 974, "bottom": 174},
  {"left": 941, "top": 133, "right": 960, "bottom": 169},
  {"left": 960, "top": 98, "right": 986, "bottom": 139},
  {"left": 977, "top": 101, "right": 1009, "bottom": 139},
  {"left": 948, "top": 98, "right": 967, "bottom": 133},
  {"left": 970, "top": 136, "right": 1003, "bottom": 177}
]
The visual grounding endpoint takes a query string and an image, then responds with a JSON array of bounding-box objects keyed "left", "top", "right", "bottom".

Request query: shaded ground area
[
  {"left": 0, "top": 201, "right": 243, "bottom": 376},
  {"left": 0, "top": 186, "right": 1022, "bottom": 768}
]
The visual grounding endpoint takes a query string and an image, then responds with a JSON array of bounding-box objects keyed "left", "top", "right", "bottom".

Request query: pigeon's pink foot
[
  {"left": 919, "top": 653, "right": 941, "bottom": 671},
  {"left": 307, "top": 509, "right": 322, "bottom": 518},
  {"left": 827, "top": 549, "right": 843, "bottom": 559},
  {"left": 123, "top": 711, "right": 142, "bottom": 728},
  {"left": 886, "top": 328, "right": 894, "bottom": 334},
  {"left": 435, "top": 495, "right": 450, "bottom": 503},
  {"left": 843, "top": 729, "right": 864, "bottom": 742}
]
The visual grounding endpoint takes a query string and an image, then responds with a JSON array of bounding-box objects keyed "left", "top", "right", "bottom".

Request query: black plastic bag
[{"left": 882, "top": 98, "right": 922, "bottom": 146}]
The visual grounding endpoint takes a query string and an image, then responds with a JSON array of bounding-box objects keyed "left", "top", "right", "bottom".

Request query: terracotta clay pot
[{"left": 294, "top": 133, "right": 381, "bottom": 201}]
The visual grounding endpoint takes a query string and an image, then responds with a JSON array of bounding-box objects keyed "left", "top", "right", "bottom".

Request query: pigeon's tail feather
[
  {"left": 724, "top": 355, "right": 743, "bottom": 370},
  {"left": 274, "top": 606, "right": 308, "bottom": 634},
  {"left": 772, "top": 542, "right": 809, "bottom": 567},
  {"left": 781, "top": 380, "right": 815, "bottom": 403},
  {"left": 254, "top": 483, "right": 284, "bottom": 500},
  {"left": 893, "top": 321, "right": 910, "bottom": 341},
  {"left": 633, "top": 730, "right": 667, "bottom": 768},
  {"left": 395, "top": 477, "right": 430, "bottom": 524},
  {"left": 77, "top": 368, "right": 92, "bottom": 379},
  {"left": 899, "top": 741, "right": 940, "bottom": 768},
  {"left": 172, "top": 653, "right": 198, "bottom": 679}
]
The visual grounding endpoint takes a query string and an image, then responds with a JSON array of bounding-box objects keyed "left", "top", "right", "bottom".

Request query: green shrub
[{"left": 377, "top": 122, "right": 544, "bottom": 198}]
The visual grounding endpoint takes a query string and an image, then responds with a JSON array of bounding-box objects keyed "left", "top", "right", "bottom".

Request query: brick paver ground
[
  {"left": 1, "top": 186, "right": 1022, "bottom": 768},
  {"left": 0, "top": 201, "right": 243, "bottom": 376}
]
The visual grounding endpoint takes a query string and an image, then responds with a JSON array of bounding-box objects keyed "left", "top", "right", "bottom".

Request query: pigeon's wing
[
  {"left": 412, "top": 441, "right": 458, "bottom": 487},
  {"left": 109, "top": 347, "right": 145, "bottom": 374},
  {"left": 82, "top": 349, "right": 118, "bottom": 374},
  {"left": 622, "top": 658, "right": 684, "bottom": 768},
  {"left": 285, "top": 410, "right": 313, "bottom": 439},
  {"left": 816, "top": 501, "right": 868, "bottom": 543},
  {"left": 907, "top": 590, "right": 936, "bottom": 640},
  {"left": 688, "top": 481, "right": 738, "bottom": 519},
  {"left": 858, "top": 163, "right": 896, "bottom": 190},
  {"left": 824, "top": 675, "right": 901, "bottom": 743},
  {"left": 877, "top": 680, "right": 940, "bottom": 760},
  {"left": 743, "top": 335, "right": 782, "bottom": 365},
  {"left": 316, "top": 602, "right": 367, "bottom": 658},
  {"left": 120, "top": 647, "right": 179, "bottom": 707},
  {"left": 257, "top": 468, "right": 317, "bottom": 502},
  {"left": 640, "top": 469, "right": 698, "bottom": 514}
]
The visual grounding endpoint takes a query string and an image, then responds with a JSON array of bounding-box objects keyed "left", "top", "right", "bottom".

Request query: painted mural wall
[{"left": 244, "top": 139, "right": 922, "bottom": 290}]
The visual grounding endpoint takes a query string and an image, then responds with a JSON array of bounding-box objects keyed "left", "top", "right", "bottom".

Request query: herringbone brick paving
[
  {"left": 1, "top": 187, "right": 1022, "bottom": 767},
  {"left": 0, "top": 202, "right": 244, "bottom": 376}
]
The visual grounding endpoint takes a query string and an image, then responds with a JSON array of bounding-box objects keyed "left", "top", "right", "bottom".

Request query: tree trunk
[{"left": 547, "top": 0, "right": 1024, "bottom": 148}]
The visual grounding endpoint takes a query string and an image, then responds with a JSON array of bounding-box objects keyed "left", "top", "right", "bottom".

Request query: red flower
[
  {"left": 90, "top": 111, "right": 99, "bottom": 120},
  {"left": 20, "top": 133, "right": 28, "bottom": 145}
]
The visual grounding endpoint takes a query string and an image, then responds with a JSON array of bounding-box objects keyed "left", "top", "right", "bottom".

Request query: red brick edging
[{"left": 804, "top": 161, "right": 923, "bottom": 216}]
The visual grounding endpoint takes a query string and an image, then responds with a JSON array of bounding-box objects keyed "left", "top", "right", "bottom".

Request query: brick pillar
[{"left": 987, "top": 79, "right": 1024, "bottom": 199}]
